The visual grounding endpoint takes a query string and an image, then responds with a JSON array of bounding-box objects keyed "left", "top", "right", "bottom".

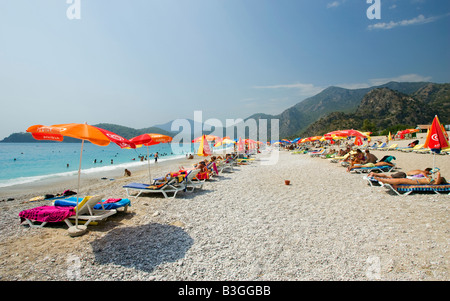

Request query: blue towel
[{"left": 54, "top": 197, "right": 131, "bottom": 210}]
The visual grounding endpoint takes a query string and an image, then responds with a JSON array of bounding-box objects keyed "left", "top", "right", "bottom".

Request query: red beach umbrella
[
  {"left": 26, "top": 123, "right": 136, "bottom": 236},
  {"left": 398, "top": 128, "right": 420, "bottom": 136},
  {"left": 424, "top": 115, "right": 449, "bottom": 178},
  {"left": 130, "top": 133, "right": 173, "bottom": 146},
  {"left": 424, "top": 115, "right": 449, "bottom": 152},
  {"left": 130, "top": 133, "right": 173, "bottom": 183}
]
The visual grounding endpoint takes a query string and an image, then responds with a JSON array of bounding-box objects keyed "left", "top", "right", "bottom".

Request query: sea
[{"left": 0, "top": 142, "right": 228, "bottom": 188}]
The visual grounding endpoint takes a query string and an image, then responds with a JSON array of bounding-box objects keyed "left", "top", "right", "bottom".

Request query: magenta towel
[
  {"left": 19, "top": 206, "right": 75, "bottom": 223},
  {"left": 212, "top": 162, "right": 219, "bottom": 175}
]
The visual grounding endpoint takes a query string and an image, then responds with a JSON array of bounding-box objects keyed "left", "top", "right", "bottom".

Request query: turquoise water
[{"left": 0, "top": 142, "right": 202, "bottom": 187}]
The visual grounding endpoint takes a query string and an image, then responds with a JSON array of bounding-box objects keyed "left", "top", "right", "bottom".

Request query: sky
[{"left": 0, "top": 0, "right": 449, "bottom": 139}]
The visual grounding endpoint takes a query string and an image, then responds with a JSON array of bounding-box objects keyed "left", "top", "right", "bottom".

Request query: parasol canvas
[
  {"left": 197, "top": 135, "right": 212, "bottom": 156},
  {"left": 27, "top": 123, "right": 135, "bottom": 236},
  {"left": 130, "top": 133, "right": 173, "bottom": 182}
]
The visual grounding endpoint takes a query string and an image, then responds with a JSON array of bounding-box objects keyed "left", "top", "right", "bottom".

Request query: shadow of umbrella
[{"left": 90, "top": 223, "right": 193, "bottom": 273}]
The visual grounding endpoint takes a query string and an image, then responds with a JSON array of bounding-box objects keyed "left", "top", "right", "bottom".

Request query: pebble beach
[{"left": 0, "top": 136, "right": 449, "bottom": 281}]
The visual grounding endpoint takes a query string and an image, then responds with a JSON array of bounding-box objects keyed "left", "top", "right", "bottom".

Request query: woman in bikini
[{"left": 376, "top": 172, "right": 446, "bottom": 185}]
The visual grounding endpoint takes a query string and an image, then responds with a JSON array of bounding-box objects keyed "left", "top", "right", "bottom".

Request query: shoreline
[{"left": 0, "top": 155, "right": 196, "bottom": 200}]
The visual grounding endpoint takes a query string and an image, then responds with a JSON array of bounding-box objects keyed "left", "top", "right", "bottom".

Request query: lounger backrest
[
  {"left": 76, "top": 195, "right": 103, "bottom": 215},
  {"left": 184, "top": 169, "right": 200, "bottom": 182}
]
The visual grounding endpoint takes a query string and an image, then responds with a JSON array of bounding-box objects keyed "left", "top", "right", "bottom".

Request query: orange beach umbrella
[
  {"left": 397, "top": 128, "right": 419, "bottom": 136},
  {"left": 326, "top": 129, "right": 367, "bottom": 138},
  {"left": 26, "top": 123, "right": 135, "bottom": 235}
]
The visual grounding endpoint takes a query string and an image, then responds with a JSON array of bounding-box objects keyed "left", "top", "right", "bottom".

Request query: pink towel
[{"left": 19, "top": 206, "right": 75, "bottom": 224}]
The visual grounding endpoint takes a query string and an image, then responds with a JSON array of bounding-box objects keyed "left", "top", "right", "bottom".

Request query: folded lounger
[
  {"left": 123, "top": 177, "right": 183, "bottom": 199},
  {"left": 19, "top": 195, "right": 116, "bottom": 228},
  {"left": 54, "top": 197, "right": 131, "bottom": 212}
]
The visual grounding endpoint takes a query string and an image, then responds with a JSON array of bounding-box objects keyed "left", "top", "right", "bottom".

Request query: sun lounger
[
  {"left": 370, "top": 142, "right": 386, "bottom": 150},
  {"left": 363, "top": 176, "right": 450, "bottom": 195},
  {"left": 309, "top": 149, "right": 325, "bottom": 157},
  {"left": 362, "top": 175, "right": 382, "bottom": 187},
  {"left": 383, "top": 183, "right": 450, "bottom": 196},
  {"left": 329, "top": 153, "right": 350, "bottom": 163},
  {"left": 176, "top": 169, "right": 203, "bottom": 192},
  {"left": 217, "top": 159, "right": 234, "bottom": 172},
  {"left": 350, "top": 164, "right": 396, "bottom": 174},
  {"left": 19, "top": 195, "right": 116, "bottom": 228},
  {"left": 378, "top": 143, "right": 398, "bottom": 151},
  {"left": 54, "top": 197, "right": 131, "bottom": 212},
  {"left": 123, "top": 177, "right": 184, "bottom": 199},
  {"left": 399, "top": 144, "right": 424, "bottom": 152}
]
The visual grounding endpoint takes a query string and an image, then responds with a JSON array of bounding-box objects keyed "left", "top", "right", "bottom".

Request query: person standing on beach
[{"left": 155, "top": 152, "right": 158, "bottom": 163}]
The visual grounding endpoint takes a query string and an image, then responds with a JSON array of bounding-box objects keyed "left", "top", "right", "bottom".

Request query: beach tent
[
  {"left": 130, "top": 133, "right": 173, "bottom": 183},
  {"left": 27, "top": 123, "right": 136, "bottom": 236}
]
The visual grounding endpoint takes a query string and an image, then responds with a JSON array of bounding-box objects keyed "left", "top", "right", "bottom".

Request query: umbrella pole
[
  {"left": 147, "top": 145, "right": 151, "bottom": 184},
  {"left": 432, "top": 152, "right": 436, "bottom": 180},
  {"left": 76, "top": 139, "right": 85, "bottom": 228}
]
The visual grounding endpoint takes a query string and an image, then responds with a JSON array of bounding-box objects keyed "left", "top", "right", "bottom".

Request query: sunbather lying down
[
  {"left": 347, "top": 161, "right": 395, "bottom": 172},
  {"left": 374, "top": 172, "right": 447, "bottom": 185},
  {"left": 367, "top": 168, "right": 432, "bottom": 179}
]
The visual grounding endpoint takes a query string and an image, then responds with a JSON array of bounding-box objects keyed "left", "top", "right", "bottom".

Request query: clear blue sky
[{"left": 1, "top": 0, "right": 449, "bottom": 139}]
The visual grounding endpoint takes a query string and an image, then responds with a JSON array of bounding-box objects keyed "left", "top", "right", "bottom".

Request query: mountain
[
  {"left": 245, "top": 81, "right": 432, "bottom": 139},
  {"left": 301, "top": 84, "right": 450, "bottom": 137},
  {"left": 3, "top": 81, "right": 448, "bottom": 143}
]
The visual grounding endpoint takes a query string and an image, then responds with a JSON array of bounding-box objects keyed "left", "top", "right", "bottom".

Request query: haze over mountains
[{"left": 2, "top": 81, "right": 449, "bottom": 143}]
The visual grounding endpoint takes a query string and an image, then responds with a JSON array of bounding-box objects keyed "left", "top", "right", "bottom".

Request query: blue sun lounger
[
  {"left": 123, "top": 178, "right": 184, "bottom": 199},
  {"left": 384, "top": 183, "right": 450, "bottom": 196},
  {"left": 54, "top": 197, "right": 131, "bottom": 212},
  {"left": 350, "top": 164, "right": 396, "bottom": 174}
]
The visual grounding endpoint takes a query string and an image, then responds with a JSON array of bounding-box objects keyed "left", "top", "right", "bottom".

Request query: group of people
[
  {"left": 344, "top": 149, "right": 396, "bottom": 172},
  {"left": 300, "top": 144, "right": 448, "bottom": 186},
  {"left": 154, "top": 153, "right": 243, "bottom": 184}
]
